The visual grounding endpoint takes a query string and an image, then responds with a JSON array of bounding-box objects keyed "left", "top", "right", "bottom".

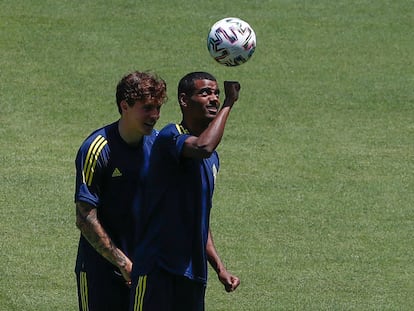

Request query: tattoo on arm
[{"left": 75, "top": 201, "right": 126, "bottom": 268}]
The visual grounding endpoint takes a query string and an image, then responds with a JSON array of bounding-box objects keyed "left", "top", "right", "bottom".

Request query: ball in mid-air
[{"left": 207, "top": 17, "right": 256, "bottom": 67}]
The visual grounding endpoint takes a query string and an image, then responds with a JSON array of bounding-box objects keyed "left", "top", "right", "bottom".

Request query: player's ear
[
  {"left": 120, "top": 100, "right": 129, "bottom": 112},
  {"left": 179, "top": 93, "right": 188, "bottom": 108}
]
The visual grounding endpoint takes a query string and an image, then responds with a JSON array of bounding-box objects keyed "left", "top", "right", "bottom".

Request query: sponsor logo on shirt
[{"left": 112, "top": 168, "right": 122, "bottom": 177}]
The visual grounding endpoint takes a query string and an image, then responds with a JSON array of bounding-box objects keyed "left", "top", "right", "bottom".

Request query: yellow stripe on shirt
[
  {"left": 175, "top": 124, "right": 189, "bottom": 135},
  {"left": 83, "top": 135, "right": 108, "bottom": 186}
]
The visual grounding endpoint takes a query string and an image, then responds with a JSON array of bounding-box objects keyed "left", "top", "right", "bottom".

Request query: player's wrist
[{"left": 221, "top": 100, "right": 234, "bottom": 109}]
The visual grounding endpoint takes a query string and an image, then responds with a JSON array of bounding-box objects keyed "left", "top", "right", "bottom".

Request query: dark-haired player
[{"left": 130, "top": 72, "right": 240, "bottom": 311}]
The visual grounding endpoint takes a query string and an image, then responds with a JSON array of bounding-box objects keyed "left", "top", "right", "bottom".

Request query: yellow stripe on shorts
[
  {"left": 80, "top": 271, "right": 89, "bottom": 311},
  {"left": 134, "top": 275, "right": 147, "bottom": 311}
]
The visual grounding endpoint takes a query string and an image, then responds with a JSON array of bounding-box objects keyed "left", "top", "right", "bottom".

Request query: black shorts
[
  {"left": 76, "top": 266, "right": 130, "bottom": 311},
  {"left": 130, "top": 266, "right": 206, "bottom": 311}
]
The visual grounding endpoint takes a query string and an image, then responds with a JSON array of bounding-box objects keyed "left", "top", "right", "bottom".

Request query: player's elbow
[
  {"left": 75, "top": 207, "right": 89, "bottom": 231},
  {"left": 75, "top": 201, "right": 97, "bottom": 231},
  {"left": 194, "top": 143, "right": 221, "bottom": 159},
  {"left": 182, "top": 143, "right": 215, "bottom": 159},
  {"left": 75, "top": 215, "right": 84, "bottom": 230},
  {"left": 197, "top": 145, "right": 215, "bottom": 158}
]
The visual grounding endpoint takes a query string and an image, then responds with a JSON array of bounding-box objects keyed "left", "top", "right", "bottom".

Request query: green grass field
[{"left": 1, "top": 0, "right": 413, "bottom": 310}]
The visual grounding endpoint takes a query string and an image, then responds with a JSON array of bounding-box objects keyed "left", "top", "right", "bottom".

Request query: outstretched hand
[
  {"left": 218, "top": 269, "right": 241, "bottom": 293},
  {"left": 223, "top": 81, "right": 241, "bottom": 106}
]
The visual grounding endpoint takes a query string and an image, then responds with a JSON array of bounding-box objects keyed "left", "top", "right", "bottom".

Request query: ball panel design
[{"left": 207, "top": 17, "right": 256, "bottom": 67}]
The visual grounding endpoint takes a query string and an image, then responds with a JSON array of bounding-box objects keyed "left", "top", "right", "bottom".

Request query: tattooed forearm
[{"left": 75, "top": 201, "right": 127, "bottom": 268}]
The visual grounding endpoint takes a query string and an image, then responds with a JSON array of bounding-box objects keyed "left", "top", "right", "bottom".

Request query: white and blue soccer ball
[{"left": 207, "top": 17, "right": 256, "bottom": 67}]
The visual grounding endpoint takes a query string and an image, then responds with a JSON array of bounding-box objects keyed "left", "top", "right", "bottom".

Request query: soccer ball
[{"left": 207, "top": 17, "right": 256, "bottom": 67}]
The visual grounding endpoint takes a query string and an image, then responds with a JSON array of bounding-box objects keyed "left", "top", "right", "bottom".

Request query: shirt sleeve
[
  {"left": 74, "top": 134, "right": 109, "bottom": 207},
  {"left": 159, "top": 124, "right": 190, "bottom": 163}
]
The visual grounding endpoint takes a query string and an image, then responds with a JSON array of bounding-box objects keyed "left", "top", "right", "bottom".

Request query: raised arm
[
  {"left": 182, "top": 81, "right": 241, "bottom": 159},
  {"left": 75, "top": 201, "right": 132, "bottom": 285}
]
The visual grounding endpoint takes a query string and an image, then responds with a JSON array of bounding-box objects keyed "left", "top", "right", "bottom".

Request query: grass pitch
[{"left": 1, "top": 0, "right": 413, "bottom": 310}]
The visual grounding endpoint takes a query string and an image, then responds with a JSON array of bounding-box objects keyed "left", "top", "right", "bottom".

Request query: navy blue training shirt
[
  {"left": 133, "top": 123, "right": 219, "bottom": 284},
  {"left": 74, "top": 121, "right": 157, "bottom": 273}
]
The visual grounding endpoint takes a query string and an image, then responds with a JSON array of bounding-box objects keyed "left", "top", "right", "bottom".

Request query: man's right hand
[{"left": 223, "top": 81, "right": 241, "bottom": 105}]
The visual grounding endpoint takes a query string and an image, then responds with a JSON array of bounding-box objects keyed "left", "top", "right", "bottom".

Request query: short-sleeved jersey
[
  {"left": 132, "top": 123, "right": 219, "bottom": 284},
  {"left": 74, "top": 121, "right": 157, "bottom": 273}
]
